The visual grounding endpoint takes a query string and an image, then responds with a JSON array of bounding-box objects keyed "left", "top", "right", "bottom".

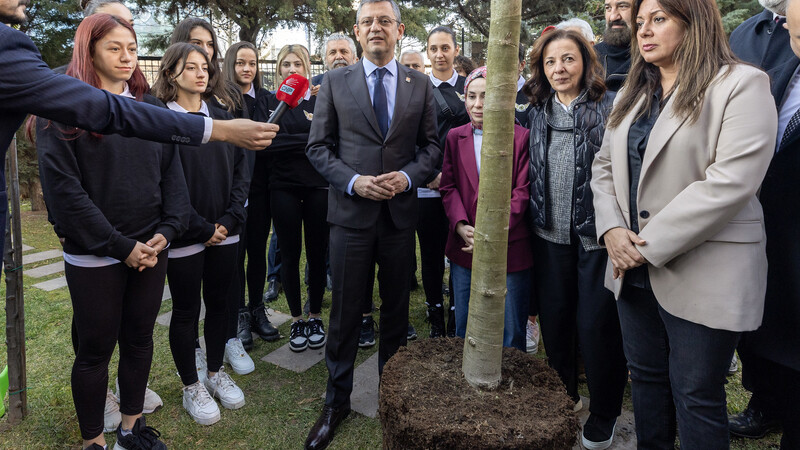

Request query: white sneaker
[
  {"left": 224, "top": 338, "right": 255, "bottom": 375},
  {"left": 204, "top": 367, "right": 245, "bottom": 410},
  {"left": 526, "top": 319, "right": 540, "bottom": 354},
  {"left": 115, "top": 378, "right": 163, "bottom": 414},
  {"left": 182, "top": 381, "right": 220, "bottom": 425},
  {"left": 195, "top": 348, "right": 208, "bottom": 384},
  {"left": 728, "top": 352, "right": 739, "bottom": 375},
  {"left": 103, "top": 388, "right": 121, "bottom": 433}
]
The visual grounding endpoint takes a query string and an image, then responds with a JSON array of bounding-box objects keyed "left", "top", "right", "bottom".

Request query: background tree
[{"left": 19, "top": 0, "right": 82, "bottom": 68}]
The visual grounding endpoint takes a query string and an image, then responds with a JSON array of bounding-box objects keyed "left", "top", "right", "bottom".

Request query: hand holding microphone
[{"left": 268, "top": 73, "right": 310, "bottom": 124}]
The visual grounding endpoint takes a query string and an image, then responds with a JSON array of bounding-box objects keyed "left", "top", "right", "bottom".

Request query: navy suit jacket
[
  {"left": 0, "top": 24, "right": 205, "bottom": 256},
  {"left": 740, "top": 57, "right": 800, "bottom": 371},
  {"left": 729, "top": 9, "right": 795, "bottom": 72},
  {"left": 306, "top": 60, "right": 440, "bottom": 230}
]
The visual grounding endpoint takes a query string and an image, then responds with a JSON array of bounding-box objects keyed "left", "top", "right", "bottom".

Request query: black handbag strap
[{"left": 433, "top": 87, "right": 454, "bottom": 119}]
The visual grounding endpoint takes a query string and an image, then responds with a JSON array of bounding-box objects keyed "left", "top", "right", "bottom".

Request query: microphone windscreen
[{"left": 274, "top": 74, "right": 310, "bottom": 108}]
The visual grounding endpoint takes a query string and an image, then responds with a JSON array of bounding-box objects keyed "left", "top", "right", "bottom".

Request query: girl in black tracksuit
[
  {"left": 254, "top": 44, "right": 328, "bottom": 352},
  {"left": 152, "top": 43, "right": 249, "bottom": 424},
  {"left": 35, "top": 14, "right": 189, "bottom": 448}
]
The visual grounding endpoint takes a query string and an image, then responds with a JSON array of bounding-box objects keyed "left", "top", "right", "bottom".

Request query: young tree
[{"left": 461, "top": 0, "right": 521, "bottom": 390}]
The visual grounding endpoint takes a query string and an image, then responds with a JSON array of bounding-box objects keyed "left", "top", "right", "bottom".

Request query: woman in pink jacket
[{"left": 439, "top": 67, "right": 533, "bottom": 350}]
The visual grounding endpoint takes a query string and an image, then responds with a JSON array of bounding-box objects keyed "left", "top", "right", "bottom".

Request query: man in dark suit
[
  {"left": 310, "top": 33, "right": 358, "bottom": 86},
  {"left": 729, "top": 1, "right": 793, "bottom": 72},
  {"left": 304, "top": 1, "right": 439, "bottom": 448},
  {"left": 731, "top": 3, "right": 800, "bottom": 447},
  {"left": 0, "top": 0, "right": 277, "bottom": 258}
]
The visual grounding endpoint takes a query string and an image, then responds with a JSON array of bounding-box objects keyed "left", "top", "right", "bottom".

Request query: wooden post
[{"left": 5, "top": 136, "right": 28, "bottom": 423}]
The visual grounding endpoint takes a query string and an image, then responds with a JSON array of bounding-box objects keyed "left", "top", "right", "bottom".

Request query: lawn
[{"left": 0, "top": 205, "right": 783, "bottom": 449}]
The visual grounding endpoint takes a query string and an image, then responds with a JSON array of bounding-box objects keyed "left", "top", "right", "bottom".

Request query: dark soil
[{"left": 380, "top": 338, "right": 579, "bottom": 450}]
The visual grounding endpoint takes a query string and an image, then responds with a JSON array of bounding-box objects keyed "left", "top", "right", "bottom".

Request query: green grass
[{"left": 0, "top": 205, "right": 783, "bottom": 449}]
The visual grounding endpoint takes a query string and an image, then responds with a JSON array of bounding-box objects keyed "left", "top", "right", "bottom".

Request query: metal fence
[{"left": 138, "top": 56, "right": 326, "bottom": 90}]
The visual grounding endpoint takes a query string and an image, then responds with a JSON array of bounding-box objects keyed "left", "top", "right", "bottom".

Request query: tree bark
[
  {"left": 5, "top": 140, "right": 28, "bottom": 423},
  {"left": 461, "top": 0, "right": 522, "bottom": 390}
]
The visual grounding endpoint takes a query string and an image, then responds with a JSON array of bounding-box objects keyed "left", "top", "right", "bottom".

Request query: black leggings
[
  {"left": 416, "top": 197, "right": 450, "bottom": 308},
  {"left": 66, "top": 253, "right": 167, "bottom": 440},
  {"left": 270, "top": 187, "right": 328, "bottom": 318},
  {"left": 227, "top": 228, "right": 248, "bottom": 339},
  {"left": 168, "top": 245, "right": 238, "bottom": 385},
  {"left": 245, "top": 156, "right": 273, "bottom": 306}
]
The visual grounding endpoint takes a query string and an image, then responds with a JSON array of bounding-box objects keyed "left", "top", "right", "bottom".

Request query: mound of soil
[{"left": 379, "top": 338, "right": 578, "bottom": 450}]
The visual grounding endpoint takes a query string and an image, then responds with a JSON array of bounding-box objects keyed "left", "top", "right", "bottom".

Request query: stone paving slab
[
  {"left": 156, "top": 302, "right": 205, "bottom": 327},
  {"left": 21, "top": 244, "right": 33, "bottom": 252},
  {"left": 572, "top": 396, "right": 636, "bottom": 449},
  {"left": 262, "top": 341, "right": 325, "bottom": 373},
  {"left": 32, "top": 276, "right": 68, "bottom": 292},
  {"left": 162, "top": 286, "right": 171, "bottom": 301},
  {"left": 266, "top": 308, "right": 291, "bottom": 327},
  {"left": 22, "top": 249, "right": 62, "bottom": 265},
  {"left": 24, "top": 261, "right": 65, "bottom": 278},
  {"left": 350, "top": 351, "right": 380, "bottom": 418}
]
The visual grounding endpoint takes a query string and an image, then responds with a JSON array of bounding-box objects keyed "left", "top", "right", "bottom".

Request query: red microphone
[{"left": 267, "top": 73, "right": 310, "bottom": 124}]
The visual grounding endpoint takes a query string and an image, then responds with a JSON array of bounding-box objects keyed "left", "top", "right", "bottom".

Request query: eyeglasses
[{"left": 357, "top": 16, "right": 398, "bottom": 28}]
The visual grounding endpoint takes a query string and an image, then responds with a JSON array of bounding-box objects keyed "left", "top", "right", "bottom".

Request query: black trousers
[
  {"left": 325, "top": 206, "right": 414, "bottom": 408},
  {"left": 532, "top": 234, "right": 628, "bottom": 420},
  {"left": 245, "top": 155, "right": 275, "bottom": 306},
  {"left": 416, "top": 197, "right": 449, "bottom": 309},
  {"left": 270, "top": 187, "right": 329, "bottom": 317},
  {"left": 738, "top": 346, "right": 800, "bottom": 449},
  {"left": 66, "top": 253, "right": 167, "bottom": 440},
  {"left": 228, "top": 226, "right": 248, "bottom": 339},
  {"left": 168, "top": 245, "right": 238, "bottom": 385}
]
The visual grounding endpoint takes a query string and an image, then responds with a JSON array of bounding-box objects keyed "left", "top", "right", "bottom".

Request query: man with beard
[
  {"left": 730, "top": 0, "right": 793, "bottom": 72},
  {"left": 311, "top": 33, "right": 358, "bottom": 86},
  {"left": 729, "top": 1, "right": 799, "bottom": 446},
  {"left": 593, "top": 0, "right": 631, "bottom": 92}
]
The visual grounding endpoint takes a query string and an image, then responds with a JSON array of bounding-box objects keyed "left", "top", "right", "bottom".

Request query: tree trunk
[{"left": 461, "top": 0, "right": 521, "bottom": 390}]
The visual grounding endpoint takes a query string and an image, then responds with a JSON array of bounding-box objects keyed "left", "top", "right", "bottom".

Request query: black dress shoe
[
  {"left": 446, "top": 307, "right": 456, "bottom": 338},
  {"left": 237, "top": 309, "right": 254, "bottom": 350},
  {"left": 251, "top": 305, "right": 280, "bottom": 341},
  {"left": 729, "top": 406, "right": 781, "bottom": 439},
  {"left": 305, "top": 405, "right": 351, "bottom": 450},
  {"left": 264, "top": 279, "right": 282, "bottom": 303}
]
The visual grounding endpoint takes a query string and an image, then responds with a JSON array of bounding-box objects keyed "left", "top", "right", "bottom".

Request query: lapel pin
[{"left": 405, "top": 76, "right": 411, "bottom": 83}]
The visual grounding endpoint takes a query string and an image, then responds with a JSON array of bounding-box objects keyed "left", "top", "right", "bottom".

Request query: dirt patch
[{"left": 380, "top": 338, "right": 579, "bottom": 449}]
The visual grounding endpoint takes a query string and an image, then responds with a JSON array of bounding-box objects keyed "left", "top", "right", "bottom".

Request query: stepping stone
[
  {"left": 21, "top": 244, "right": 33, "bottom": 252},
  {"left": 156, "top": 302, "right": 205, "bottom": 327},
  {"left": 24, "top": 261, "right": 64, "bottom": 278},
  {"left": 266, "top": 308, "right": 291, "bottom": 327},
  {"left": 32, "top": 276, "right": 68, "bottom": 291},
  {"left": 350, "top": 351, "right": 380, "bottom": 418},
  {"left": 22, "top": 249, "right": 62, "bottom": 265},
  {"left": 262, "top": 342, "right": 325, "bottom": 373},
  {"left": 162, "top": 286, "right": 171, "bottom": 301},
  {"left": 572, "top": 396, "right": 637, "bottom": 449}
]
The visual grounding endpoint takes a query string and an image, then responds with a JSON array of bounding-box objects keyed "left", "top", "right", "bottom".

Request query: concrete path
[
  {"left": 22, "top": 249, "right": 62, "bottom": 265},
  {"left": 349, "top": 352, "right": 380, "bottom": 418},
  {"left": 25, "top": 260, "right": 65, "bottom": 278}
]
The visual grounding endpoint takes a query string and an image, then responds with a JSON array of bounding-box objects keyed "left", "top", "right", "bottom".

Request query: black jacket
[
  {"left": 730, "top": 8, "right": 794, "bottom": 72},
  {"left": 172, "top": 103, "right": 250, "bottom": 247},
  {"left": 594, "top": 42, "right": 630, "bottom": 92},
  {"left": 527, "top": 92, "right": 615, "bottom": 238},
  {"left": 37, "top": 94, "right": 190, "bottom": 261},
  {"left": 739, "top": 57, "right": 800, "bottom": 371}
]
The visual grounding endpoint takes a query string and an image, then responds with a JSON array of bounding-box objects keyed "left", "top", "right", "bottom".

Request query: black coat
[
  {"left": 730, "top": 8, "right": 794, "bottom": 72},
  {"left": 739, "top": 57, "right": 800, "bottom": 371},
  {"left": 594, "top": 42, "right": 630, "bottom": 92},
  {"left": 526, "top": 92, "right": 615, "bottom": 238}
]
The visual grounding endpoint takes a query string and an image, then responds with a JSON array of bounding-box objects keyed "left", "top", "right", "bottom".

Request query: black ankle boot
[
  {"left": 237, "top": 308, "right": 253, "bottom": 350},
  {"left": 446, "top": 306, "right": 456, "bottom": 337},
  {"left": 428, "top": 306, "right": 446, "bottom": 338}
]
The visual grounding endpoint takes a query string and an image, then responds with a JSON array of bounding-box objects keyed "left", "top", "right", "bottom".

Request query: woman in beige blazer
[{"left": 590, "top": 0, "right": 777, "bottom": 448}]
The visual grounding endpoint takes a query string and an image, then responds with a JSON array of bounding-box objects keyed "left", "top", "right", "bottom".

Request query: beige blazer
[{"left": 591, "top": 64, "right": 777, "bottom": 332}]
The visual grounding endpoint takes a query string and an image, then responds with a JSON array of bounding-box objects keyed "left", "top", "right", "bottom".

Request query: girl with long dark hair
[{"left": 152, "top": 42, "right": 250, "bottom": 426}]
